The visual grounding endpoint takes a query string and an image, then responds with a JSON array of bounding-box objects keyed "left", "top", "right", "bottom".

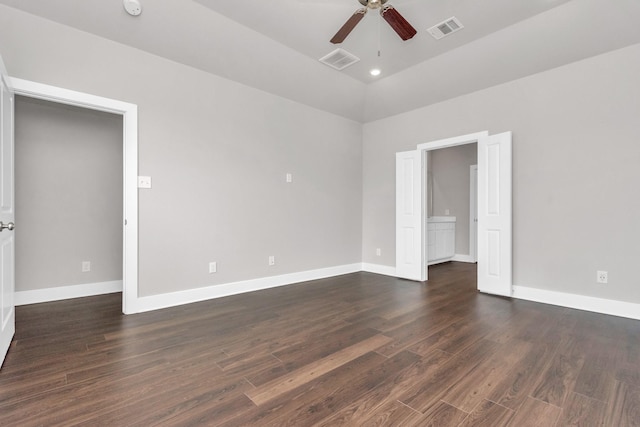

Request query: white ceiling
[
  {"left": 1, "top": 0, "right": 640, "bottom": 122},
  {"left": 195, "top": 0, "right": 573, "bottom": 82}
]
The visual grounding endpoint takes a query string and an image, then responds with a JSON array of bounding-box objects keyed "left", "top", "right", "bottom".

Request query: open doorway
[
  {"left": 426, "top": 144, "right": 477, "bottom": 268},
  {"left": 14, "top": 96, "right": 123, "bottom": 306},
  {"left": 395, "top": 131, "right": 513, "bottom": 297},
  {"left": 10, "top": 78, "right": 138, "bottom": 314}
]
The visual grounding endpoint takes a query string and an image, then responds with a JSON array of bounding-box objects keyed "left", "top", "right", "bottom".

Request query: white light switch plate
[{"left": 138, "top": 176, "right": 152, "bottom": 189}]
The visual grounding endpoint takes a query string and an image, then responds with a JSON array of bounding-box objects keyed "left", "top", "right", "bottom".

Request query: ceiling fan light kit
[{"left": 331, "top": 0, "right": 416, "bottom": 44}]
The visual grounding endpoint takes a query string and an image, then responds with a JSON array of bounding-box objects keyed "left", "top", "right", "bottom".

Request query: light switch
[
  {"left": 138, "top": 176, "right": 152, "bottom": 189},
  {"left": 286, "top": 173, "right": 293, "bottom": 183}
]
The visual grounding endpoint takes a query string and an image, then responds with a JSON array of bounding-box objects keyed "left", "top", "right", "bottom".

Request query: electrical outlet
[
  {"left": 445, "top": 209, "right": 450, "bottom": 215},
  {"left": 209, "top": 262, "right": 217, "bottom": 274},
  {"left": 376, "top": 248, "right": 381, "bottom": 256},
  {"left": 597, "top": 270, "right": 608, "bottom": 284},
  {"left": 286, "top": 173, "right": 293, "bottom": 183},
  {"left": 138, "top": 176, "right": 152, "bottom": 189},
  {"left": 82, "top": 261, "right": 91, "bottom": 272},
  {"left": 268, "top": 256, "right": 275, "bottom": 266}
]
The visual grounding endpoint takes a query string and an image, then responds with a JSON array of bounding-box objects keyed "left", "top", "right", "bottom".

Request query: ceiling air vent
[
  {"left": 427, "top": 16, "right": 464, "bottom": 40},
  {"left": 319, "top": 48, "right": 360, "bottom": 71}
]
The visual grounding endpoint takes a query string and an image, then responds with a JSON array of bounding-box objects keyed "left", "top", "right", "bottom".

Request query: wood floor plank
[
  {"left": 531, "top": 334, "right": 587, "bottom": 407},
  {"left": 398, "top": 338, "right": 501, "bottom": 413},
  {"left": 458, "top": 399, "right": 515, "bottom": 427},
  {"left": 487, "top": 340, "right": 558, "bottom": 411},
  {"left": 407, "top": 318, "right": 478, "bottom": 356},
  {"left": 314, "top": 348, "right": 451, "bottom": 426},
  {"left": 604, "top": 380, "right": 640, "bottom": 427},
  {"left": 505, "top": 396, "right": 562, "bottom": 427},
  {"left": 77, "top": 377, "right": 254, "bottom": 427},
  {"left": 556, "top": 392, "right": 606, "bottom": 426},
  {"left": 272, "top": 323, "right": 380, "bottom": 368},
  {"left": 245, "top": 333, "right": 392, "bottom": 405},
  {"left": 265, "top": 350, "right": 421, "bottom": 427},
  {"left": 2, "top": 262, "right": 639, "bottom": 426},
  {"left": 355, "top": 400, "right": 424, "bottom": 426},
  {"left": 218, "top": 352, "right": 388, "bottom": 427},
  {"left": 417, "top": 400, "right": 469, "bottom": 426},
  {"left": 439, "top": 338, "right": 533, "bottom": 413},
  {"left": 573, "top": 335, "right": 621, "bottom": 403}
]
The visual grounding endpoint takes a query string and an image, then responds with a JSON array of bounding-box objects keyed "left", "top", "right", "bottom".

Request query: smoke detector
[{"left": 123, "top": 0, "right": 142, "bottom": 16}]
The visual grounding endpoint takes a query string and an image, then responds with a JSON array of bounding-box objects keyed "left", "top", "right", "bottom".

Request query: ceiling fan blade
[
  {"left": 330, "top": 8, "right": 367, "bottom": 44},
  {"left": 380, "top": 5, "right": 417, "bottom": 41}
]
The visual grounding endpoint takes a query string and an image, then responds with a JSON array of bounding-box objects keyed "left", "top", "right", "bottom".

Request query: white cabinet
[{"left": 427, "top": 217, "right": 456, "bottom": 265}]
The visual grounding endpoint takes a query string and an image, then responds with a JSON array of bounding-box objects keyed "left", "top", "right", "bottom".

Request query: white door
[
  {"left": 0, "top": 55, "right": 15, "bottom": 368},
  {"left": 395, "top": 150, "right": 426, "bottom": 281},
  {"left": 477, "top": 132, "right": 512, "bottom": 296}
]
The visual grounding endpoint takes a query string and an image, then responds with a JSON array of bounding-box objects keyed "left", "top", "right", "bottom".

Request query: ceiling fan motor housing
[
  {"left": 359, "top": 0, "right": 388, "bottom": 9},
  {"left": 331, "top": 0, "right": 414, "bottom": 45}
]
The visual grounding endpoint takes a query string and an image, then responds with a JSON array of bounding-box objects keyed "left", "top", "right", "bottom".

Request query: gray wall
[
  {"left": 0, "top": 6, "right": 363, "bottom": 297},
  {"left": 431, "top": 144, "right": 477, "bottom": 255},
  {"left": 363, "top": 42, "right": 640, "bottom": 304},
  {"left": 3, "top": 4, "right": 638, "bottom": 308},
  {"left": 15, "top": 97, "right": 123, "bottom": 291}
]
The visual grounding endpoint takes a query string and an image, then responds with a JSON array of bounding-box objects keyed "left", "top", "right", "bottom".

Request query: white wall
[
  {"left": 363, "top": 43, "right": 640, "bottom": 304},
  {"left": 363, "top": 0, "right": 640, "bottom": 122},
  {"left": 3, "top": 3, "right": 639, "bottom": 312},
  {"left": 0, "top": 6, "right": 363, "bottom": 298},
  {"left": 15, "top": 97, "right": 123, "bottom": 291}
]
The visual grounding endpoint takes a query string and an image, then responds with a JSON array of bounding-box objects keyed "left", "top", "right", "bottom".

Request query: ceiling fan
[{"left": 330, "top": 0, "right": 416, "bottom": 44}]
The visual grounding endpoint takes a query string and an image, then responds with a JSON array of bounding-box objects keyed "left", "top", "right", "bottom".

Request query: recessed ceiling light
[{"left": 370, "top": 68, "right": 381, "bottom": 77}]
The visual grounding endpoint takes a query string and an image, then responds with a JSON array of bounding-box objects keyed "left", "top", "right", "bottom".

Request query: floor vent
[
  {"left": 319, "top": 48, "right": 360, "bottom": 71},
  {"left": 427, "top": 16, "right": 464, "bottom": 40}
]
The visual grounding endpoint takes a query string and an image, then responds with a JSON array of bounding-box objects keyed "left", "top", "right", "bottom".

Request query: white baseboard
[
  {"left": 14, "top": 269, "right": 638, "bottom": 322},
  {"left": 452, "top": 254, "right": 475, "bottom": 263},
  {"left": 361, "top": 263, "right": 397, "bottom": 277},
  {"left": 512, "top": 285, "right": 640, "bottom": 321},
  {"left": 427, "top": 255, "right": 475, "bottom": 266},
  {"left": 15, "top": 280, "right": 123, "bottom": 306},
  {"left": 130, "top": 263, "right": 362, "bottom": 314}
]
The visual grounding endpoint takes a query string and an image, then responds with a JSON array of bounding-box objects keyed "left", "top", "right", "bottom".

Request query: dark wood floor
[{"left": 1, "top": 262, "right": 639, "bottom": 426}]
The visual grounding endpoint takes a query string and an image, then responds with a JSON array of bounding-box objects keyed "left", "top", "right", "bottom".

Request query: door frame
[
  {"left": 396, "top": 130, "right": 512, "bottom": 295},
  {"left": 10, "top": 78, "right": 138, "bottom": 315},
  {"left": 469, "top": 164, "right": 478, "bottom": 263},
  {"left": 416, "top": 132, "right": 488, "bottom": 282}
]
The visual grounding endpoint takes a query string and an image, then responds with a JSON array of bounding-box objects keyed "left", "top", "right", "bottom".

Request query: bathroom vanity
[{"left": 427, "top": 216, "right": 456, "bottom": 265}]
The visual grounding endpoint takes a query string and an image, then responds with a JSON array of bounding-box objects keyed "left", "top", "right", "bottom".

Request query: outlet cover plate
[
  {"left": 138, "top": 176, "right": 152, "bottom": 189},
  {"left": 597, "top": 270, "right": 608, "bottom": 283}
]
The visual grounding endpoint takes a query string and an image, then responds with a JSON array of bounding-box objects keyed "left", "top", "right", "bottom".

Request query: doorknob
[{"left": 0, "top": 221, "right": 14, "bottom": 232}]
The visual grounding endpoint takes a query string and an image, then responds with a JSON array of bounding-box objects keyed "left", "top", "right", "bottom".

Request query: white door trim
[
  {"left": 10, "top": 77, "right": 139, "bottom": 315},
  {"left": 416, "top": 131, "right": 489, "bottom": 152},
  {"left": 470, "top": 164, "right": 478, "bottom": 263},
  {"left": 396, "top": 132, "right": 488, "bottom": 282},
  {"left": 396, "top": 131, "right": 513, "bottom": 296}
]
